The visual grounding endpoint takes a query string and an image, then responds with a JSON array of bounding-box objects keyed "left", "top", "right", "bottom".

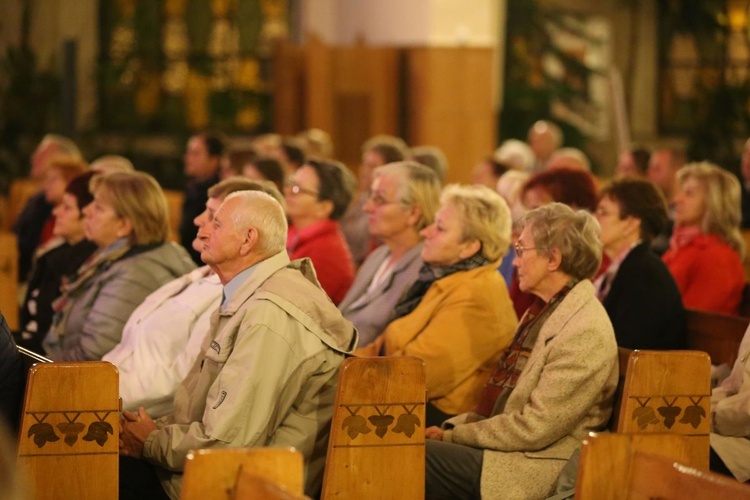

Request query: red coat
[
  {"left": 287, "top": 220, "right": 355, "bottom": 305},
  {"left": 662, "top": 234, "right": 745, "bottom": 315}
]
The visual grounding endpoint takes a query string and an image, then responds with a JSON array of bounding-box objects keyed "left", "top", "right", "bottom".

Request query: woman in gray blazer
[{"left": 338, "top": 161, "right": 440, "bottom": 347}]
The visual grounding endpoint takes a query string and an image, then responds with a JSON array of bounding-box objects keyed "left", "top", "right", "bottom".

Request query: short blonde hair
[
  {"left": 440, "top": 184, "right": 512, "bottom": 261},
  {"left": 677, "top": 162, "right": 744, "bottom": 258},
  {"left": 373, "top": 161, "right": 441, "bottom": 232},
  {"left": 90, "top": 171, "right": 169, "bottom": 246},
  {"left": 519, "top": 202, "right": 602, "bottom": 280}
]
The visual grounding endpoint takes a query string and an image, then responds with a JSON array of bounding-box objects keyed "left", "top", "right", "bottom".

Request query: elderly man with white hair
[{"left": 118, "top": 190, "right": 358, "bottom": 500}]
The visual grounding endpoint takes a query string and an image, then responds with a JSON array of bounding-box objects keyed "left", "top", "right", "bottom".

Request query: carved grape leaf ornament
[
  {"left": 632, "top": 398, "right": 660, "bottom": 429},
  {"left": 679, "top": 397, "right": 706, "bottom": 429},
  {"left": 342, "top": 407, "right": 371, "bottom": 439}
]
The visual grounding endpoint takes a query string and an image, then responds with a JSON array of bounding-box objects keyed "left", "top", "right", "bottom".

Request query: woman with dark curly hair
[{"left": 285, "top": 158, "right": 355, "bottom": 304}]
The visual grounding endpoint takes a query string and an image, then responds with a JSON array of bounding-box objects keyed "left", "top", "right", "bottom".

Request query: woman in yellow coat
[{"left": 357, "top": 184, "right": 518, "bottom": 426}]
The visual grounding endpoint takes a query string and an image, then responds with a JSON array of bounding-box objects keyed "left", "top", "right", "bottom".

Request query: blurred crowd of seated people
[{"left": 4, "top": 121, "right": 750, "bottom": 499}]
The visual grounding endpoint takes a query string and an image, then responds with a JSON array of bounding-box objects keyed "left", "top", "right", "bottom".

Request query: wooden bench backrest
[
  {"left": 575, "top": 432, "right": 692, "bottom": 500},
  {"left": 163, "top": 189, "right": 185, "bottom": 244},
  {"left": 608, "top": 347, "right": 634, "bottom": 432},
  {"left": 616, "top": 350, "right": 711, "bottom": 469},
  {"left": 181, "top": 448, "right": 304, "bottom": 500},
  {"left": 0, "top": 231, "right": 19, "bottom": 330},
  {"left": 685, "top": 308, "right": 748, "bottom": 367},
  {"left": 17, "top": 362, "right": 120, "bottom": 500},
  {"left": 628, "top": 450, "right": 750, "bottom": 499},
  {"left": 321, "top": 356, "right": 426, "bottom": 500},
  {"left": 5, "top": 179, "right": 38, "bottom": 231}
]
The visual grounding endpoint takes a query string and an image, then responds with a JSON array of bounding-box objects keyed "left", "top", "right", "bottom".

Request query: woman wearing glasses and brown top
[
  {"left": 339, "top": 162, "right": 441, "bottom": 347},
  {"left": 285, "top": 158, "right": 355, "bottom": 304}
]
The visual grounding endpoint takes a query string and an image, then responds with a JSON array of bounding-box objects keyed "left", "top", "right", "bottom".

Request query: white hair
[
  {"left": 496, "top": 170, "right": 531, "bottom": 223},
  {"left": 224, "top": 190, "right": 288, "bottom": 255},
  {"left": 547, "top": 147, "right": 591, "bottom": 171},
  {"left": 494, "top": 139, "right": 535, "bottom": 172}
]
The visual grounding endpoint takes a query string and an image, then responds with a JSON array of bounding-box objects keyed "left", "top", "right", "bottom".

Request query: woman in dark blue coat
[{"left": 594, "top": 178, "right": 687, "bottom": 350}]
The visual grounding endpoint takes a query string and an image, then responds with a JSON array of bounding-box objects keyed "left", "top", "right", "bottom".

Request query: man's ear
[{"left": 239, "top": 226, "right": 259, "bottom": 257}]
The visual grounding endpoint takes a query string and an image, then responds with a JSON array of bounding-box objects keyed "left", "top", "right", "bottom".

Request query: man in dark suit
[{"left": 179, "top": 132, "right": 224, "bottom": 264}]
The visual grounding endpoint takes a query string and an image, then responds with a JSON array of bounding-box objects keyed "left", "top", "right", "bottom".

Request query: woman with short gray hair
[
  {"left": 339, "top": 161, "right": 440, "bottom": 346},
  {"left": 425, "top": 202, "right": 618, "bottom": 500}
]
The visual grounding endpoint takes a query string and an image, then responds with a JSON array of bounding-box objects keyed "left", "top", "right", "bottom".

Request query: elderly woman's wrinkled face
[
  {"left": 673, "top": 177, "right": 706, "bottom": 227},
  {"left": 83, "top": 190, "right": 130, "bottom": 248},
  {"left": 52, "top": 193, "right": 86, "bottom": 243},
  {"left": 513, "top": 226, "right": 551, "bottom": 296},
  {"left": 364, "top": 174, "right": 416, "bottom": 241},
  {"left": 420, "top": 202, "right": 478, "bottom": 267}
]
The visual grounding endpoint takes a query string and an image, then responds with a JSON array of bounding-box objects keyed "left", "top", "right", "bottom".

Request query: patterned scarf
[
  {"left": 49, "top": 238, "right": 133, "bottom": 339},
  {"left": 474, "top": 280, "right": 578, "bottom": 418},
  {"left": 392, "top": 253, "right": 491, "bottom": 320}
]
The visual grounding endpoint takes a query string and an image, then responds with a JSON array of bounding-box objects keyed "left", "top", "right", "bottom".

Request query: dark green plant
[{"left": 0, "top": 0, "right": 60, "bottom": 193}]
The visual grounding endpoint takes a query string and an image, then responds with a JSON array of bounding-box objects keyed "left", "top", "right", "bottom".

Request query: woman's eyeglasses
[
  {"left": 286, "top": 183, "right": 319, "bottom": 197},
  {"left": 514, "top": 242, "right": 542, "bottom": 257}
]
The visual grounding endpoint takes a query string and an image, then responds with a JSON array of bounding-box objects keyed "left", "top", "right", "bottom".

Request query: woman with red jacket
[
  {"left": 285, "top": 158, "right": 355, "bottom": 304},
  {"left": 662, "top": 162, "right": 745, "bottom": 315}
]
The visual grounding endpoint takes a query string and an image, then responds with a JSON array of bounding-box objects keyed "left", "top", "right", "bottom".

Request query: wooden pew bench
[
  {"left": 685, "top": 308, "right": 748, "bottom": 367},
  {"left": 321, "top": 356, "right": 426, "bottom": 499},
  {"left": 575, "top": 432, "right": 750, "bottom": 499},
  {"left": 17, "top": 361, "right": 120, "bottom": 500},
  {"left": 180, "top": 448, "right": 304, "bottom": 500},
  {"left": 613, "top": 349, "right": 711, "bottom": 469}
]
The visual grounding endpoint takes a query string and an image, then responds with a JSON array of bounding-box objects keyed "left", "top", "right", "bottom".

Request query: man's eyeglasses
[{"left": 514, "top": 242, "right": 542, "bottom": 257}]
